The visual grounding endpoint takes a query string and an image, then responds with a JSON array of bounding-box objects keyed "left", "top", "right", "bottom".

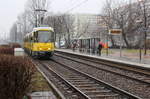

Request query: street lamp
[{"left": 138, "top": 0, "right": 147, "bottom": 55}]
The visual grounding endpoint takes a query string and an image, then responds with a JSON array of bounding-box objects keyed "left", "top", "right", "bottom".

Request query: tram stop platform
[{"left": 55, "top": 48, "right": 150, "bottom": 69}]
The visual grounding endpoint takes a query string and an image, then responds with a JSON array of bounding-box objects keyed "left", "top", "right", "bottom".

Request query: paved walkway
[
  {"left": 104, "top": 49, "right": 150, "bottom": 64},
  {"left": 57, "top": 48, "right": 150, "bottom": 65}
]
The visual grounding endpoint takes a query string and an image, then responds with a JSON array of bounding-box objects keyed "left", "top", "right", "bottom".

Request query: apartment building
[{"left": 73, "top": 14, "right": 107, "bottom": 39}]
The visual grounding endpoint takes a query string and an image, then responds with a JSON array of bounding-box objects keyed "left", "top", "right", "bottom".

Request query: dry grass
[{"left": 29, "top": 71, "right": 52, "bottom": 92}]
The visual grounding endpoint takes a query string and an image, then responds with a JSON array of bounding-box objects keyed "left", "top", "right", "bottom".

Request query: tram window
[{"left": 37, "top": 31, "right": 54, "bottom": 43}]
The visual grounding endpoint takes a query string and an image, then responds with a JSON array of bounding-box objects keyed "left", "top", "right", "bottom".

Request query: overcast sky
[
  {"left": 0, "top": 0, "right": 27, "bottom": 39},
  {"left": 50, "top": 0, "right": 103, "bottom": 14},
  {"left": 0, "top": 0, "right": 104, "bottom": 38}
]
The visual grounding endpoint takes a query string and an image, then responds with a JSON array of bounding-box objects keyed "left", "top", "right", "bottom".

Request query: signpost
[
  {"left": 109, "top": 29, "right": 122, "bottom": 57},
  {"left": 138, "top": 28, "right": 144, "bottom": 62},
  {"left": 109, "top": 29, "right": 122, "bottom": 35}
]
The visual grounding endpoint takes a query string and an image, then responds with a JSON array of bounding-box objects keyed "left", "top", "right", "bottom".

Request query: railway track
[
  {"left": 55, "top": 51, "right": 150, "bottom": 75},
  {"left": 54, "top": 53, "right": 150, "bottom": 85},
  {"left": 35, "top": 59, "right": 140, "bottom": 99},
  {"left": 52, "top": 51, "right": 150, "bottom": 98}
]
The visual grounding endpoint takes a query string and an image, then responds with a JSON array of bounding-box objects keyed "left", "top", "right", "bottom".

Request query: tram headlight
[
  {"left": 39, "top": 48, "right": 42, "bottom": 50},
  {"left": 48, "top": 48, "right": 51, "bottom": 50}
]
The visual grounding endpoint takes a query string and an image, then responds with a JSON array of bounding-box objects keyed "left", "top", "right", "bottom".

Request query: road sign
[
  {"left": 109, "top": 29, "right": 122, "bottom": 35},
  {"left": 108, "top": 29, "right": 122, "bottom": 57}
]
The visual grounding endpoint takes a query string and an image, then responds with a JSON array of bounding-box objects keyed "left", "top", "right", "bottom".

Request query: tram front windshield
[{"left": 37, "top": 31, "right": 54, "bottom": 42}]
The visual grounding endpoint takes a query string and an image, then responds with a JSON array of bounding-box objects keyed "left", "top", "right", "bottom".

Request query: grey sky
[
  {"left": 0, "top": 0, "right": 27, "bottom": 38},
  {"left": 0, "top": 0, "right": 104, "bottom": 38},
  {"left": 50, "top": 0, "right": 103, "bottom": 14}
]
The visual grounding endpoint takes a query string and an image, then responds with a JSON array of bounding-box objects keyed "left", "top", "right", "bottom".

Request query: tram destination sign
[{"left": 109, "top": 29, "right": 122, "bottom": 35}]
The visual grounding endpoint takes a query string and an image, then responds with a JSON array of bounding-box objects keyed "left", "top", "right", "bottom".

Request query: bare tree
[
  {"left": 9, "top": 23, "right": 17, "bottom": 42},
  {"left": 101, "top": 0, "right": 116, "bottom": 46},
  {"left": 137, "top": 0, "right": 149, "bottom": 54},
  {"left": 61, "top": 14, "right": 74, "bottom": 48},
  {"left": 9, "top": 0, "right": 51, "bottom": 42},
  {"left": 101, "top": 0, "right": 143, "bottom": 48},
  {"left": 25, "top": 0, "right": 50, "bottom": 27},
  {"left": 44, "top": 14, "right": 75, "bottom": 48},
  {"left": 17, "top": 13, "right": 27, "bottom": 42},
  {"left": 73, "top": 14, "right": 91, "bottom": 39},
  {"left": 44, "top": 14, "right": 64, "bottom": 47}
]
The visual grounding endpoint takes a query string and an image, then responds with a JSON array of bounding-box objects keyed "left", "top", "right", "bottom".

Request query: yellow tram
[{"left": 24, "top": 27, "right": 55, "bottom": 57}]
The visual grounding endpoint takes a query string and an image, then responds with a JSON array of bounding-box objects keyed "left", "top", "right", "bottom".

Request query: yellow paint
[
  {"left": 32, "top": 43, "right": 55, "bottom": 51},
  {"left": 24, "top": 42, "right": 55, "bottom": 52},
  {"left": 23, "top": 27, "right": 55, "bottom": 53}
]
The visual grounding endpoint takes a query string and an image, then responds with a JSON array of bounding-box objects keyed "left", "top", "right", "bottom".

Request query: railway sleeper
[
  {"left": 60, "top": 84, "right": 66, "bottom": 87},
  {"left": 85, "top": 91, "right": 116, "bottom": 96},
  {"left": 68, "top": 79, "right": 90, "bottom": 82},
  {"left": 80, "top": 87, "right": 105, "bottom": 91},
  {"left": 143, "top": 79, "right": 150, "bottom": 82},
  {"left": 52, "top": 78, "right": 60, "bottom": 82},
  {"left": 66, "top": 90, "right": 73, "bottom": 93},
  {"left": 84, "top": 90, "right": 111, "bottom": 94},
  {"left": 71, "top": 94, "right": 78, "bottom": 98},
  {"left": 71, "top": 82, "right": 95, "bottom": 84},
  {"left": 89, "top": 94, "right": 119, "bottom": 99},
  {"left": 67, "top": 78, "right": 88, "bottom": 80},
  {"left": 67, "top": 75, "right": 87, "bottom": 78},
  {"left": 75, "top": 84, "right": 100, "bottom": 87},
  {"left": 63, "top": 87, "right": 70, "bottom": 90}
]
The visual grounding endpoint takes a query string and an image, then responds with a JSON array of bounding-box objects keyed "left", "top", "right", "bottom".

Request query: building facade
[{"left": 72, "top": 14, "right": 107, "bottom": 40}]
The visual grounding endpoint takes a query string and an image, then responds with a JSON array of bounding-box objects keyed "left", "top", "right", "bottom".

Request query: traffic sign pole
[
  {"left": 109, "top": 29, "right": 122, "bottom": 57},
  {"left": 120, "top": 34, "right": 122, "bottom": 57}
]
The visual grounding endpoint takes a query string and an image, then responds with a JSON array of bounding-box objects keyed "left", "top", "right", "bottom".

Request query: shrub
[
  {"left": 0, "top": 55, "right": 35, "bottom": 99},
  {"left": 0, "top": 44, "right": 10, "bottom": 48},
  {"left": 0, "top": 43, "right": 22, "bottom": 55},
  {"left": 9, "top": 43, "right": 21, "bottom": 49},
  {"left": 0, "top": 46, "right": 14, "bottom": 55}
]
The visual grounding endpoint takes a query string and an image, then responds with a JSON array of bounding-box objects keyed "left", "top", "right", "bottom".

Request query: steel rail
[
  {"left": 31, "top": 59, "right": 66, "bottom": 99},
  {"left": 50, "top": 58, "right": 141, "bottom": 99},
  {"left": 55, "top": 50, "right": 150, "bottom": 75},
  {"left": 39, "top": 61, "right": 91, "bottom": 99},
  {"left": 54, "top": 53, "right": 150, "bottom": 85}
]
